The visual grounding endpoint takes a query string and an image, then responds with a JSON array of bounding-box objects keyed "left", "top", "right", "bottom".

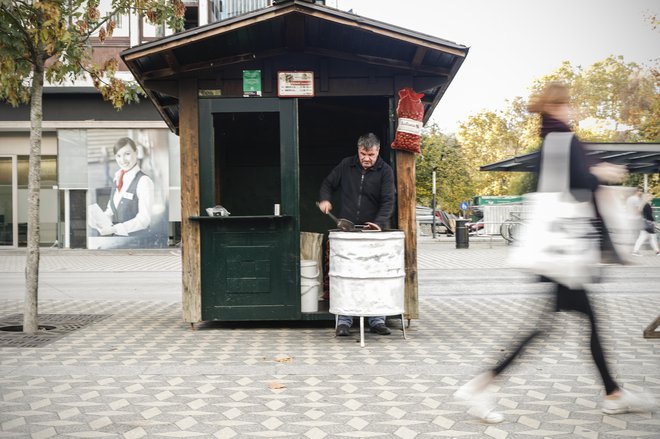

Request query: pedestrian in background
[
  {"left": 455, "top": 82, "right": 655, "bottom": 423},
  {"left": 632, "top": 192, "right": 659, "bottom": 256}
]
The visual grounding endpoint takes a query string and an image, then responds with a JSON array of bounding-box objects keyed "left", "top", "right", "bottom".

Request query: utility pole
[{"left": 431, "top": 168, "right": 437, "bottom": 239}]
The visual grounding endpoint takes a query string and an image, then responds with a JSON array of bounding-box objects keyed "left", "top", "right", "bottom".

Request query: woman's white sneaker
[
  {"left": 455, "top": 372, "right": 504, "bottom": 424},
  {"left": 602, "top": 389, "right": 656, "bottom": 414}
]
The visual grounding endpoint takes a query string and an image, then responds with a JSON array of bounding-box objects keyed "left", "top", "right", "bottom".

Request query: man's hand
[
  {"left": 591, "top": 162, "right": 627, "bottom": 184},
  {"left": 364, "top": 222, "right": 381, "bottom": 231},
  {"left": 318, "top": 200, "right": 332, "bottom": 214}
]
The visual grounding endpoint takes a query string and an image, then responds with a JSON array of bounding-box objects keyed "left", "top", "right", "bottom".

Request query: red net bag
[{"left": 391, "top": 87, "right": 424, "bottom": 154}]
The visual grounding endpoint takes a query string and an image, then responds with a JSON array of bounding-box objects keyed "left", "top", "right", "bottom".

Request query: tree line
[{"left": 417, "top": 56, "right": 659, "bottom": 213}]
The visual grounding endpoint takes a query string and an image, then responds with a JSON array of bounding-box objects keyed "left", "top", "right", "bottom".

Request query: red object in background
[{"left": 391, "top": 87, "right": 425, "bottom": 154}]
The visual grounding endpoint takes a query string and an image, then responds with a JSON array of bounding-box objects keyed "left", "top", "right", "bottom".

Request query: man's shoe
[
  {"left": 370, "top": 324, "right": 391, "bottom": 335},
  {"left": 335, "top": 324, "right": 351, "bottom": 336}
]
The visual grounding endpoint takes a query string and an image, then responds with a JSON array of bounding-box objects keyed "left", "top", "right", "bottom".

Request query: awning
[{"left": 480, "top": 143, "right": 660, "bottom": 174}]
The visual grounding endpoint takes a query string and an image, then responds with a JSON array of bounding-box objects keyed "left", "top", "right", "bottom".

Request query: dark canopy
[{"left": 481, "top": 143, "right": 660, "bottom": 174}]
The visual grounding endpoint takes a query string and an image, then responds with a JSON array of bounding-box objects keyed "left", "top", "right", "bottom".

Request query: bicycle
[{"left": 500, "top": 211, "right": 524, "bottom": 243}]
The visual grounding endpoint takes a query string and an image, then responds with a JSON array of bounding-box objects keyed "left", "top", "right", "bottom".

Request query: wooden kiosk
[{"left": 121, "top": 0, "right": 467, "bottom": 325}]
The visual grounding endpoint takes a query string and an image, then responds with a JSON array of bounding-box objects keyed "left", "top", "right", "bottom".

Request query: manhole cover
[{"left": 0, "top": 314, "right": 110, "bottom": 348}]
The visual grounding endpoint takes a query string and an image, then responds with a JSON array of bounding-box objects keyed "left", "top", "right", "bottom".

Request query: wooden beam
[
  {"left": 179, "top": 78, "right": 202, "bottom": 324},
  {"left": 138, "top": 44, "right": 450, "bottom": 82},
  {"left": 263, "top": 59, "right": 273, "bottom": 93},
  {"left": 301, "top": 8, "right": 468, "bottom": 57},
  {"left": 123, "top": 8, "right": 288, "bottom": 62},
  {"left": 158, "top": 95, "right": 179, "bottom": 107},
  {"left": 123, "top": 5, "right": 466, "bottom": 63},
  {"left": 285, "top": 13, "right": 305, "bottom": 51},
  {"left": 393, "top": 75, "right": 418, "bottom": 320},
  {"left": 305, "top": 46, "right": 451, "bottom": 76},
  {"left": 141, "top": 48, "right": 288, "bottom": 80},
  {"left": 413, "top": 76, "right": 447, "bottom": 92},
  {"left": 143, "top": 80, "right": 179, "bottom": 98},
  {"left": 411, "top": 47, "right": 427, "bottom": 67},
  {"left": 319, "top": 58, "right": 329, "bottom": 92},
  {"left": 396, "top": 149, "right": 419, "bottom": 320},
  {"left": 163, "top": 50, "right": 181, "bottom": 72}
]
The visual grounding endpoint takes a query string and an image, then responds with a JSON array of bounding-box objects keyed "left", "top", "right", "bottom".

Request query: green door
[{"left": 199, "top": 98, "right": 300, "bottom": 321}]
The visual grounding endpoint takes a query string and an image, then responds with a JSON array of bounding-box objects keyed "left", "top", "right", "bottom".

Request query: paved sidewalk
[{"left": 1, "top": 242, "right": 659, "bottom": 438}]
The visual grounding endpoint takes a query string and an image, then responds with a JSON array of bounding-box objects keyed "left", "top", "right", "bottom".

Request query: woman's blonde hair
[{"left": 527, "top": 81, "right": 570, "bottom": 115}]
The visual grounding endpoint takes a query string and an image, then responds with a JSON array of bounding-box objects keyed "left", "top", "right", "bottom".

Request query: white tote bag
[{"left": 507, "top": 132, "right": 600, "bottom": 288}]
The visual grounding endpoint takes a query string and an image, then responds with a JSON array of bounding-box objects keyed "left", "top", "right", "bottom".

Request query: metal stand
[{"left": 335, "top": 314, "right": 407, "bottom": 348}]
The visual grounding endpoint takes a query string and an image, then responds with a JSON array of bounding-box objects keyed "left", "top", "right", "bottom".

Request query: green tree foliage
[
  {"left": 456, "top": 99, "right": 537, "bottom": 197},
  {"left": 0, "top": 0, "right": 185, "bottom": 109},
  {"left": 531, "top": 56, "right": 659, "bottom": 194},
  {"left": 0, "top": 0, "right": 185, "bottom": 333},
  {"left": 416, "top": 127, "right": 473, "bottom": 214},
  {"left": 453, "top": 56, "right": 658, "bottom": 198},
  {"left": 532, "top": 56, "right": 658, "bottom": 142}
]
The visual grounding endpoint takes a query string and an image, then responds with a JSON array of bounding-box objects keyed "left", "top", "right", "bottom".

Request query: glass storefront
[
  {"left": 0, "top": 128, "right": 181, "bottom": 249},
  {"left": 17, "top": 155, "right": 59, "bottom": 246},
  {"left": 0, "top": 155, "right": 57, "bottom": 247},
  {"left": 0, "top": 156, "right": 16, "bottom": 246}
]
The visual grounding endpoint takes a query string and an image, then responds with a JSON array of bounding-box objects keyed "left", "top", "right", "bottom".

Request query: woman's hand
[
  {"left": 591, "top": 162, "right": 627, "bottom": 184},
  {"left": 98, "top": 225, "right": 116, "bottom": 236}
]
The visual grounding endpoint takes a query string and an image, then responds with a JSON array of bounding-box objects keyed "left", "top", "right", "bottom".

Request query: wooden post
[
  {"left": 396, "top": 150, "right": 419, "bottom": 320},
  {"left": 179, "top": 79, "right": 202, "bottom": 323}
]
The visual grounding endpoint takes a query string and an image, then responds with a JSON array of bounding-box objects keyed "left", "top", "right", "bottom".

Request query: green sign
[
  {"left": 473, "top": 195, "right": 523, "bottom": 205},
  {"left": 243, "top": 70, "right": 262, "bottom": 97}
]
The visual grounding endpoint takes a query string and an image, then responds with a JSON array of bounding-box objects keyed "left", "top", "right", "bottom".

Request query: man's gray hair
[{"left": 357, "top": 133, "right": 380, "bottom": 150}]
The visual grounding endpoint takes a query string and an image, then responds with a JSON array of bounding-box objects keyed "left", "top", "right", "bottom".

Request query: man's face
[{"left": 358, "top": 146, "right": 379, "bottom": 170}]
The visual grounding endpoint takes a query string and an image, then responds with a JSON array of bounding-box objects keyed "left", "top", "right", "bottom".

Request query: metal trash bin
[{"left": 455, "top": 219, "right": 469, "bottom": 249}]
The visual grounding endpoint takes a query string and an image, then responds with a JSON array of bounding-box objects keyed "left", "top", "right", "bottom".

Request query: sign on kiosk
[{"left": 277, "top": 71, "right": 314, "bottom": 97}]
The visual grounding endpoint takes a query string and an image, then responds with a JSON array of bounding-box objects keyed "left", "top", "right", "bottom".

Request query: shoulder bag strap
[{"left": 537, "top": 132, "right": 574, "bottom": 193}]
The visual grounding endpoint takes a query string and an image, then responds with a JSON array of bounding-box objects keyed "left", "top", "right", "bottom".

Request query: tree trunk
[{"left": 24, "top": 58, "right": 44, "bottom": 334}]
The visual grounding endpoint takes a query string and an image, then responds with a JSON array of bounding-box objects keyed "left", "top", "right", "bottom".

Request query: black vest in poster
[{"left": 110, "top": 171, "right": 149, "bottom": 236}]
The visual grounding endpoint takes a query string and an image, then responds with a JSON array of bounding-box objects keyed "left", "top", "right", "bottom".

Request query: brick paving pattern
[{"left": 1, "top": 241, "right": 659, "bottom": 438}]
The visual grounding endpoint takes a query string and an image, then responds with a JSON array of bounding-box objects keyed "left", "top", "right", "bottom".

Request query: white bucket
[
  {"left": 300, "top": 259, "right": 319, "bottom": 279},
  {"left": 329, "top": 231, "right": 405, "bottom": 316},
  {"left": 301, "top": 278, "right": 320, "bottom": 313}
]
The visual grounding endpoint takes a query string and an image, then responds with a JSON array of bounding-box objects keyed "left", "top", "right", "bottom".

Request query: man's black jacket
[{"left": 319, "top": 155, "right": 395, "bottom": 229}]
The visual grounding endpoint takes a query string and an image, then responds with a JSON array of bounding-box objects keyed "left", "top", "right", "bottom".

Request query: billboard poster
[{"left": 86, "top": 129, "right": 169, "bottom": 249}]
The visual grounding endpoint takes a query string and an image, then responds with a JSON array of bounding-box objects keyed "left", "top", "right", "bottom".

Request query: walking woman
[{"left": 455, "top": 82, "right": 655, "bottom": 423}]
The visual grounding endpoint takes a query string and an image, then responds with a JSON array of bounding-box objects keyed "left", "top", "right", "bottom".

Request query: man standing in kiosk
[{"left": 318, "top": 132, "right": 396, "bottom": 337}]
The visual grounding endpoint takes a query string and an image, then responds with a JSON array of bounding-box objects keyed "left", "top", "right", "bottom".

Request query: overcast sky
[{"left": 334, "top": 0, "right": 659, "bottom": 133}]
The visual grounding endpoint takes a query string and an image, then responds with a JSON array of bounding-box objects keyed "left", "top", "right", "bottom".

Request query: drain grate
[{"left": 0, "top": 314, "right": 110, "bottom": 348}]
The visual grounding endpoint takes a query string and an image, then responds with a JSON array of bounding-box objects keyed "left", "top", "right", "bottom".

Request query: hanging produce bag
[{"left": 391, "top": 88, "right": 424, "bottom": 154}]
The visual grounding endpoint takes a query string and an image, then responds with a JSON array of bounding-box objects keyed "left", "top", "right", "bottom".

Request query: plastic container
[
  {"left": 301, "top": 278, "right": 320, "bottom": 312},
  {"left": 300, "top": 259, "right": 319, "bottom": 279},
  {"left": 328, "top": 231, "right": 405, "bottom": 316}
]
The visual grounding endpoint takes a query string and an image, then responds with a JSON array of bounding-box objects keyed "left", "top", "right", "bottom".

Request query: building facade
[{"left": 0, "top": 0, "right": 331, "bottom": 249}]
